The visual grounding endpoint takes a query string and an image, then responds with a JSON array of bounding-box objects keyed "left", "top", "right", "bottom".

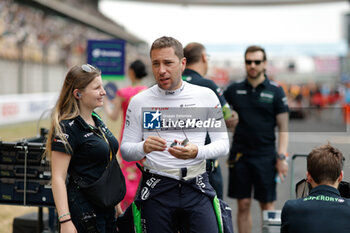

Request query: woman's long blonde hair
[{"left": 45, "top": 65, "right": 101, "bottom": 158}]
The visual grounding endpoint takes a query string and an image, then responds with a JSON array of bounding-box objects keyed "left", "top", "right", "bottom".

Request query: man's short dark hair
[
  {"left": 244, "top": 45, "right": 267, "bottom": 61},
  {"left": 307, "top": 144, "right": 344, "bottom": 184},
  {"left": 184, "top": 42, "right": 205, "bottom": 66},
  {"left": 150, "top": 36, "right": 184, "bottom": 60}
]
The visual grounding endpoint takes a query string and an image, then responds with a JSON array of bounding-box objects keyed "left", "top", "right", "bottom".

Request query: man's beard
[{"left": 247, "top": 69, "right": 263, "bottom": 80}]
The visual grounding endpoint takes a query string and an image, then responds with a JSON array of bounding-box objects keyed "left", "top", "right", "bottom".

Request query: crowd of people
[
  {"left": 285, "top": 82, "right": 348, "bottom": 122},
  {"left": 44, "top": 34, "right": 350, "bottom": 233},
  {"left": 0, "top": 0, "right": 110, "bottom": 65}
]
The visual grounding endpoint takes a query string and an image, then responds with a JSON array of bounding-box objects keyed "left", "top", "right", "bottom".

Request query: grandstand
[{"left": 0, "top": 0, "right": 148, "bottom": 94}]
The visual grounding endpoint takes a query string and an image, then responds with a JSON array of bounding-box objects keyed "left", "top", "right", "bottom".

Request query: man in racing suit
[{"left": 120, "top": 36, "right": 230, "bottom": 233}]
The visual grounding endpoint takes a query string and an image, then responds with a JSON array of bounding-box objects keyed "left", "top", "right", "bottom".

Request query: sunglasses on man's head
[
  {"left": 245, "top": 60, "right": 264, "bottom": 65},
  {"left": 81, "top": 64, "right": 96, "bottom": 73}
]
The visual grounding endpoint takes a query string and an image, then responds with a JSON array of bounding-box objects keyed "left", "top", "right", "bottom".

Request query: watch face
[{"left": 278, "top": 154, "right": 286, "bottom": 160}]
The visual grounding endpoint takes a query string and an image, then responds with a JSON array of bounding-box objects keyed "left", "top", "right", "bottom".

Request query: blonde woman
[{"left": 46, "top": 64, "right": 122, "bottom": 233}]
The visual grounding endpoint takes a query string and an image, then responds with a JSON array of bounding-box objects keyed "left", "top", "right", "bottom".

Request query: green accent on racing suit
[
  {"left": 213, "top": 195, "right": 223, "bottom": 233},
  {"left": 131, "top": 197, "right": 224, "bottom": 233},
  {"left": 132, "top": 202, "right": 142, "bottom": 233}
]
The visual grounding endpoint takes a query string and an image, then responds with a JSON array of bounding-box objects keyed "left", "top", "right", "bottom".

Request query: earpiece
[{"left": 77, "top": 92, "right": 82, "bottom": 98}]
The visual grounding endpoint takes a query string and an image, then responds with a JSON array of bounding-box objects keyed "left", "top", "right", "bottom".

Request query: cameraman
[{"left": 281, "top": 144, "right": 350, "bottom": 233}]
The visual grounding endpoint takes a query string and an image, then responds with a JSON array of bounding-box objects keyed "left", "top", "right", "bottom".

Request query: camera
[
  {"left": 81, "top": 211, "right": 100, "bottom": 233},
  {"left": 296, "top": 179, "right": 350, "bottom": 198},
  {"left": 338, "top": 181, "right": 350, "bottom": 198}
]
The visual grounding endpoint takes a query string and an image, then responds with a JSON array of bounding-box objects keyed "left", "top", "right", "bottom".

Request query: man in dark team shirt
[
  {"left": 183, "top": 42, "right": 238, "bottom": 199},
  {"left": 281, "top": 144, "right": 350, "bottom": 233},
  {"left": 224, "top": 45, "right": 289, "bottom": 233}
]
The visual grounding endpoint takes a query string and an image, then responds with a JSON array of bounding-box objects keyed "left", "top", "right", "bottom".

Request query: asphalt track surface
[{"left": 220, "top": 109, "right": 350, "bottom": 233}]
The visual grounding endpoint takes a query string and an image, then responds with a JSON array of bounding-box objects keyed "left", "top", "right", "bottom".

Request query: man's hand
[
  {"left": 276, "top": 158, "right": 288, "bottom": 182},
  {"left": 168, "top": 141, "right": 198, "bottom": 160},
  {"left": 225, "top": 110, "right": 239, "bottom": 132},
  {"left": 143, "top": 136, "right": 167, "bottom": 154}
]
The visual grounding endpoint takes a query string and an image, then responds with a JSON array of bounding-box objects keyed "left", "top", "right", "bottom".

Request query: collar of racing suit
[{"left": 156, "top": 81, "right": 186, "bottom": 96}]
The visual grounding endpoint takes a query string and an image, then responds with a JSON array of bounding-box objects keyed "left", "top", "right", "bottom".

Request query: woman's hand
[
  {"left": 60, "top": 220, "right": 77, "bottom": 233},
  {"left": 115, "top": 203, "right": 124, "bottom": 218}
]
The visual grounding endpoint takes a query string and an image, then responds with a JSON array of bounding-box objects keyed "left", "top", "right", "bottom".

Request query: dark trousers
[{"left": 140, "top": 178, "right": 219, "bottom": 233}]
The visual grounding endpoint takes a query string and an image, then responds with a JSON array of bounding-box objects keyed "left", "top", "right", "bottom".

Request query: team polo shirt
[
  {"left": 51, "top": 113, "right": 119, "bottom": 184},
  {"left": 223, "top": 76, "right": 288, "bottom": 154},
  {"left": 281, "top": 185, "right": 350, "bottom": 233}
]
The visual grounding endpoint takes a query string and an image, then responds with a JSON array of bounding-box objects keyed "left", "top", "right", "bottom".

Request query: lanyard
[
  {"left": 89, "top": 124, "right": 113, "bottom": 162},
  {"left": 98, "top": 127, "right": 113, "bottom": 162}
]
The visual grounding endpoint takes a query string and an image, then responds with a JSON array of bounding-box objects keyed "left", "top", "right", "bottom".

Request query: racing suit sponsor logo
[
  {"left": 146, "top": 177, "right": 161, "bottom": 188},
  {"left": 141, "top": 219, "right": 147, "bottom": 233},
  {"left": 179, "top": 103, "right": 196, "bottom": 107},
  {"left": 141, "top": 187, "right": 150, "bottom": 200},
  {"left": 196, "top": 175, "right": 206, "bottom": 193}
]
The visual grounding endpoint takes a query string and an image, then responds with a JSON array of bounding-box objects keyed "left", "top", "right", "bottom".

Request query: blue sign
[
  {"left": 143, "top": 110, "right": 161, "bottom": 129},
  {"left": 87, "top": 40, "right": 125, "bottom": 80}
]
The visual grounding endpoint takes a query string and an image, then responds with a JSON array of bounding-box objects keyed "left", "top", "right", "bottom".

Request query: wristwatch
[{"left": 277, "top": 153, "right": 287, "bottom": 160}]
